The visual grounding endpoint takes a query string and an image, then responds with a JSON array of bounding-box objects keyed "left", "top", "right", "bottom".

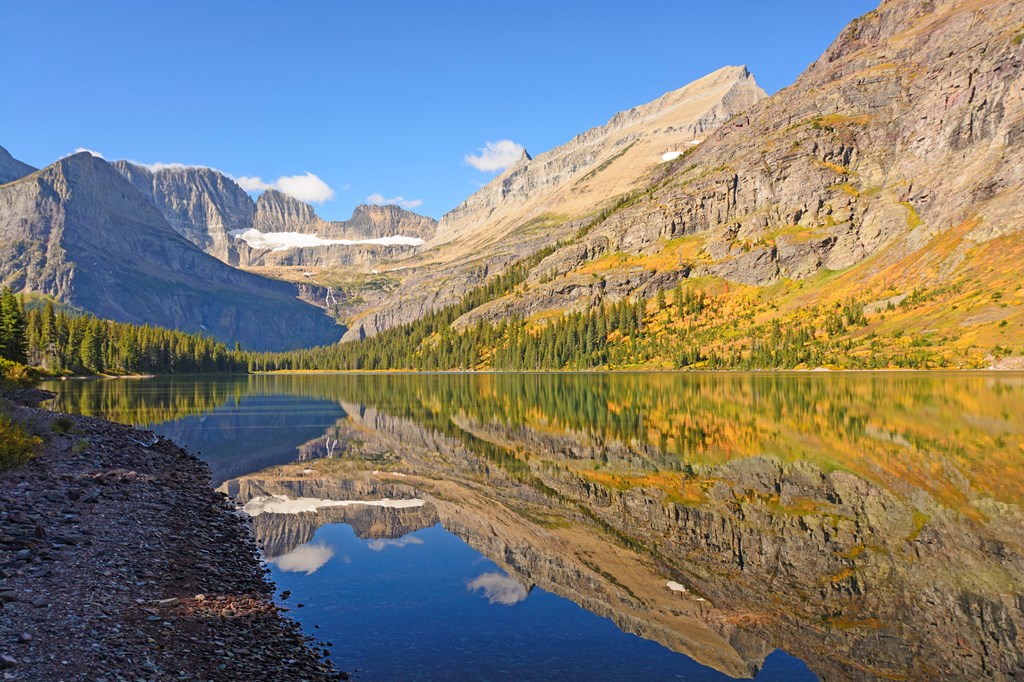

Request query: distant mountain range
[
  {"left": 0, "top": 152, "right": 341, "bottom": 350},
  {"left": 111, "top": 161, "right": 437, "bottom": 268},
  {"left": 1, "top": 0, "right": 1021, "bottom": 361},
  {"left": 0, "top": 148, "right": 436, "bottom": 350}
]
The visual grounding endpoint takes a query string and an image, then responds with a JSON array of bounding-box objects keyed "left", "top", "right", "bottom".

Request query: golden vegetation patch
[{"left": 0, "top": 412, "right": 41, "bottom": 470}]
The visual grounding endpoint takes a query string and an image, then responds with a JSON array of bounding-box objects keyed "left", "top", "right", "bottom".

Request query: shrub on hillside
[{"left": 0, "top": 358, "right": 38, "bottom": 391}]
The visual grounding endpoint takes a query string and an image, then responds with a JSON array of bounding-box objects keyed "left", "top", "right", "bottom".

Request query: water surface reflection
[{"left": 44, "top": 372, "right": 1024, "bottom": 680}]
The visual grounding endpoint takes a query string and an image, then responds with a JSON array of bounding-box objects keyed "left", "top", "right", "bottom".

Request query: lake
[{"left": 42, "top": 372, "right": 1024, "bottom": 680}]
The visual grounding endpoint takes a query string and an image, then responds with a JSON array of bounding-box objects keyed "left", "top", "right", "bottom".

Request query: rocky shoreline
[{"left": 0, "top": 390, "right": 344, "bottom": 681}]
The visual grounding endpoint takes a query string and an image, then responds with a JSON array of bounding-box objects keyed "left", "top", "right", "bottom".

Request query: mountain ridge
[
  {"left": 0, "top": 145, "right": 36, "bottom": 185},
  {"left": 112, "top": 160, "right": 437, "bottom": 268},
  {"left": 327, "top": 0, "right": 1024, "bottom": 361},
  {"left": 0, "top": 152, "right": 342, "bottom": 350}
]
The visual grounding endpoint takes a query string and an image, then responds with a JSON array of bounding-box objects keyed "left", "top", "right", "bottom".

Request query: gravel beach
[{"left": 0, "top": 390, "right": 345, "bottom": 681}]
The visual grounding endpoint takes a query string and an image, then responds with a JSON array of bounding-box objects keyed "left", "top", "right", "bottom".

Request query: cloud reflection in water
[
  {"left": 467, "top": 572, "right": 530, "bottom": 605},
  {"left": 268, "top": 542, "right": 334, "bottom": 575},
  {"left": 366, "top": 536, "right": 424, "bottom": 552}
]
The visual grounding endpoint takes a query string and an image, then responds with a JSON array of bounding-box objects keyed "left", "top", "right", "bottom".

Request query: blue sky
[{"left": 1, "top": 1, "right": 877, "bottom": 220}]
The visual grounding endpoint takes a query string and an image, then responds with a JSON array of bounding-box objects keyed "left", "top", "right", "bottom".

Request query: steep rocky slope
[
  {"left": 335, "top": 66, "right": 768, "bottom": 339},
  {"left": 0, "top": 145, "right": 36, "bottom": 184},
  {"left": 334, "top": 0, "right": 1024, "bottom": 350},
  {"left": 544, "top": 0, "right": 1024, "bottom": 283},
  {"left": 113, "top": 160, "right": 255, "bottom": 262},
  {"left": 325, "top": 203, "right": 437, "bottom": 241},
  {"left": 113, "top": 161, "right": 435, "bottom": 268},
  {"left": 433, "top": 65, "right": 766, "bottom": 248},
  {"left": 0, "top": 153, "right": 341, "bottom": 350}
]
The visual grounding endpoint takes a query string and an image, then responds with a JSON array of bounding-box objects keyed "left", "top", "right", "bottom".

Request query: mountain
[
  {"left": 112, "top": 161, "right": 436, "bottom": 268},
  {"left": 112, "top": 160, "right": 255, "bottom": 263},
  {"left": 252, "top": 189, "right": 324, "bottom": 234},
  {"left": 325, "top": 203, "right": 437, "bottom": 241},
  {"left": 432, "top": 65, "right": 766, "bottom": 248},
  {"left": 0, "top": 153, "right": 341, "bottom": 351},
  {"left": 331, "top": 0, "right": 1024, "bottom": 365},
  {"left": 336, "top": 65, "right": 768, "bottom": 340},
  {"left": 0, "top": 145, "right": 36, "bottom": 185}
]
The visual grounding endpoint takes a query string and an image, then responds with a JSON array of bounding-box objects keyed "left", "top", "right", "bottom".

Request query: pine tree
[{"left": 0, "top": 287, "right": 28, "bottom": 364}]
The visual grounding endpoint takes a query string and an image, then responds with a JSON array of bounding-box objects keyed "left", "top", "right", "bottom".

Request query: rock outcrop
[
  {"left": 0, "top": 153, "right": 341, "bottom": 350},
  {"left": 0, "top": 145, "right": 36, "bottom": 185},
  {"left": 253, "top": 189, "right": 325, "bottom": 235}
]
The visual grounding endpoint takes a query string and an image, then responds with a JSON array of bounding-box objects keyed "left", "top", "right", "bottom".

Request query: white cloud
[
  {"left": 366, "top": 535, "right": 424, "bottom": 552},
  {"left": 235, "top": 172, "right": 334, "bottom": 204},
  {"left": 235, "top": 175, "right": 273, "bottom": 191},
  {"left": 465, "top": 139, "right": 525, "bottom": 172},
  {"left": 467, "top": 572, "right": 529, "bottom": 605},
  {"left": 73, "top": 148, "right": 105, "bottom": 159},
  {"left": 276, "top": 172, "right": 335, "bottom": 203},
  {"left": 268, "top": 542, "right": 334, "bottom": 575},
  {"left": 366, "top": 193, "right": 424, "bottom": 210}
]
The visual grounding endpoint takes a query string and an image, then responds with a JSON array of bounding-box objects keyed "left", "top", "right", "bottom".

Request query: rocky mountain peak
[
  {"left": 0, "top": 152, "right": 341, "bottom": 350},
  {"left": 432, "top": 65, "right": 767, "bottom": 247},
  {"left": 0, "top": 145, "right": 38, "bottom": 185},
  {"left": 331, "top": 203, "right": 438, "bottom": 241},
  {"left": 253, "top": 189, "right": 323, "bottom": 234}
]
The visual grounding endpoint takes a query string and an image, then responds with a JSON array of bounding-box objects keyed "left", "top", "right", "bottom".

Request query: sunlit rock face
[
  {"left": 433, "top": 66, "right": 766, "bottom": 247},
  {"left": 113, "top": 160, "right": 255, "bottom": 263},
  {"left": 337, "top": 0, "right": 1024, "bottom": 345}
]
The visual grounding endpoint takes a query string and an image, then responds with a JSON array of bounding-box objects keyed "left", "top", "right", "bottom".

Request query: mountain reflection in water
[{"left": 44, "top": 372, "right": 1024, "bottom": 680}]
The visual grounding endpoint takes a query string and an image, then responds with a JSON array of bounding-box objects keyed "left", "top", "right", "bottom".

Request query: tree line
[{"left": 0, "top": 287, "right": 246, "bottom": 375}]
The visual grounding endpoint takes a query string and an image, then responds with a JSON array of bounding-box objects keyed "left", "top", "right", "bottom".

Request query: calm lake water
[{"left": 42, "top": 372, "right": 1024, "bottom": 681}]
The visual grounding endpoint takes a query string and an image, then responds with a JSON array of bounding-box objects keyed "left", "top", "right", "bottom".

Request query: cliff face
[
  {"left": 0, "top": 153, "right": 341, "bottom": 350},
  {"left": 112, "top": 161, "right": 255, "bottom": 262},
  {"left": 325, "top": 203, "right": 437, "bottom": 241},
  {"left": 0, "top": 145, "right": 36, "bottom": 185},
  {"left": 252, "top": 189, "right": 325, "bottom": 235},
  {"left": 110, "top": 162, "right": 435, "bottom": 269}
]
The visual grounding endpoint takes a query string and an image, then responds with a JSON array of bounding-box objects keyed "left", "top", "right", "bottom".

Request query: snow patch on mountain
[{"left": 229, "top": 228, "right": 424, "bottom": 251}]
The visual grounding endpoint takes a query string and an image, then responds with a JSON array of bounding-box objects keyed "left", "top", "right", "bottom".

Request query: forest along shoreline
[{"left": 0, "top": 388, "right": 346, "bottom": 681}]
